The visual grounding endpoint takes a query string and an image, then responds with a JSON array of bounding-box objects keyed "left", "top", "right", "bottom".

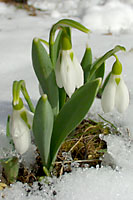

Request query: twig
[
  {"left": 55, "top": 159, "right": 100, "bottom": 165},
  {"left": 69, "top": 136, "right": 83, "bottom": 153}
]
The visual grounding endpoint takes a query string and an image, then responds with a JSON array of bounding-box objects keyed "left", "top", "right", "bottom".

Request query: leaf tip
[
  {"left": 33, "top": 37, "right": 39, "bottom": 44},
  {"left": 42, "top": 94, "right": 48, "bottom": 102}
]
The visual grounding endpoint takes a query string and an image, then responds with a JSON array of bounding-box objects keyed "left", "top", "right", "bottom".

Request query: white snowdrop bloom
[
  {"left": 101, "top": 74, "right": 129, "bottom": 113},
  {"left": 10, "top": 106, "right": 34, "bottom": 155},
  {"left": 55, "top": 49, "right": 84, "bottom": 97}
]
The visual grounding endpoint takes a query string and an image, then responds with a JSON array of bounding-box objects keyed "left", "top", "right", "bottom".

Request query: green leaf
[
  {"left": 32, "top": 38, "right": 59, "bottom": 116},
  {"left": 81, "top": 46, "right": 92, "bottom": 83},
  {"left": 1, "top": 157, "right": 19, "bottom": 184},
  {"left": 91, "top": 62, "right": 105, "bottom": 80},
  {"left": 88, "top": 45, "right": 126, "bottom": 81},
  {"left": 59, "top": 88, "right": 66, "bottom": 110},
  {"left": 33, "top": 95, "right": 54, "bottom": 169},
  {"left": 50, "top": 78, "right": 101, "bottom": 166}
]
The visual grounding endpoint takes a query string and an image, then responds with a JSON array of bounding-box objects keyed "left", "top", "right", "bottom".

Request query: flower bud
[{"left": 10, "top": 102, "right": 33, "bottom": 154}]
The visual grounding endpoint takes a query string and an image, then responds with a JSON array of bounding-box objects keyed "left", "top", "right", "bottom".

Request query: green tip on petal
[
  {"left": 112, "top": 55, "right": 122, "bottom": 75},
  {"left": 115, "top": 77, "right": 121, "bottom": 85},
  {"left": 13, "top": 98, "right": 23, "bottom": 110},
  {"left": 70, "top": 51, "right": 74, "bottom": 61}
]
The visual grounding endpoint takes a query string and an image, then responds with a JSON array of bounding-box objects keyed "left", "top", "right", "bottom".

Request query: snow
[
  {"left": 83, "top": 1, "right": 133, "bottom": 33},
  {"left": 0, "top": 0, "right": 133, "bottom": 199}
]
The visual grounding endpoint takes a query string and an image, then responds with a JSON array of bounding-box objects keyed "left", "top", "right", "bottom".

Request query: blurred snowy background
[{"left": 27, "top": 0, "right": 133, "bottom": 33}]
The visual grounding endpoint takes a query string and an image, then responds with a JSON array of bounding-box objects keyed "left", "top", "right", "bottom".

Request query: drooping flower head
[
  {"left": 101, "top": 55, "right": 129, "bottom": 113},
  {"left": 55, "top": 29, "right": 84, "bottom": 97},
  {"left": 10, "top": 98, "right": 33, "bottom": 155}
]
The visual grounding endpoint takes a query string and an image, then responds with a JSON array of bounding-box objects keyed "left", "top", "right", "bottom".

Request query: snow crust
[
  {"left": 83, "top": 1, "right": 133, "bottom": 33},
  {"left": 0, "top": 0, "right": 133, "bottom": 199}
]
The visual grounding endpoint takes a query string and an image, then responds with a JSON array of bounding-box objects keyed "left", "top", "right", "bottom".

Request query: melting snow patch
[
  {"left": 55, "top": 167, "right": 133, "bottom": 200},
  {"left": 83, "top": 1, "right": 133, "bottom": 33}
]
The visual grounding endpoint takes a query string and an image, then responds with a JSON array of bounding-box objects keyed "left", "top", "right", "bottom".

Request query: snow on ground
[{"left": 0, "top": 0, "right": 133, "bottom": 199}]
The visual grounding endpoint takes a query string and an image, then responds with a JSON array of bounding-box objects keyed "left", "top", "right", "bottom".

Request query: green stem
[
  {"left": 20, "top": 80, "right": 35, "bottom": 113},
  {"left": 39, "top": 38, "right": 49, "bottom": 47},
  {"left": 12, "top": 80, "right": 35, "bottom": 113},
  {"left": 49, "top": 25, "right": 56, "bottom": 64},
  {"left": 88, "top": 45, "right": 126, "bottom": 81},
  {"left": 12, "top": 81, "right": 20, "bottom": 105},
  {"left": 43, "top": 166, "right": 51, "bottom": 177},
  {"left": 6, "top": 115, "right": 10, "bottom": 137}
]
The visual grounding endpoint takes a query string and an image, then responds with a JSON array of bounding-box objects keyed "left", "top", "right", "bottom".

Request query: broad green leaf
[
  {"left": 91, "top": 62, "right": 105, "bottom": 81},
  {"left": 33, "top": 95, "right": 54, "bottom": 169},
  {"left": 32, "top": 38, "right": 59, "bottom": 116},
  {"left": 88, "top": 45, "right": 126, "bottom": 81},
  {"left": 81, "top": 46, "right": 92, "bottom": 83},
  {"left": 50, "top": 78, "right": 101, "bottom": 166},
  {"left": 59, "top": 88, "right": 66, "bottom": 110}
]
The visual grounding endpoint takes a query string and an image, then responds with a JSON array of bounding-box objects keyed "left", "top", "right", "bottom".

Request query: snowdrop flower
[
  {"left": 101, "top": 56, "right": 129, "bottom": 113},
  {"left": 55, "top": 30, "right": 84, "bottom": 97},
  {"left": 10, "top": 98, "right": 34, "bottom": 155}
]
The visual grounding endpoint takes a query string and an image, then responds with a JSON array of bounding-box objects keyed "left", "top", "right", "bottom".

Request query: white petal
[
  {"left": 13, "top": 129, "right": 31, "bottom": 155},
  {"left": 10, "top": 109, "right": 31, "bottom": 154},
  {"left": 61, "top": 50, "right": 76, "bottom": 97},
  {"left": 55, "top": 54, "right": 63, "bottom": 88},
  {"left": 101, "top": 75, "right": 116, "bottom": 113},
  {"left": 115, "top": 78, "right": 129, "bottom": 113},
  {"left": 73, "top": 55, "right": 84, "bottom": 88}
]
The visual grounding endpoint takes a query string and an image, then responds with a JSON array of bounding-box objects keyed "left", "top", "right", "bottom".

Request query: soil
[{"left": 0, "top": 0, "right": 37, "bottom": 16}]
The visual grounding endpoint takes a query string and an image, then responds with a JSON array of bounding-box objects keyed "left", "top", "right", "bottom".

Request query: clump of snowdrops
[{"left": 0, "top": 19, "right": 129, "bottom": 182}]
